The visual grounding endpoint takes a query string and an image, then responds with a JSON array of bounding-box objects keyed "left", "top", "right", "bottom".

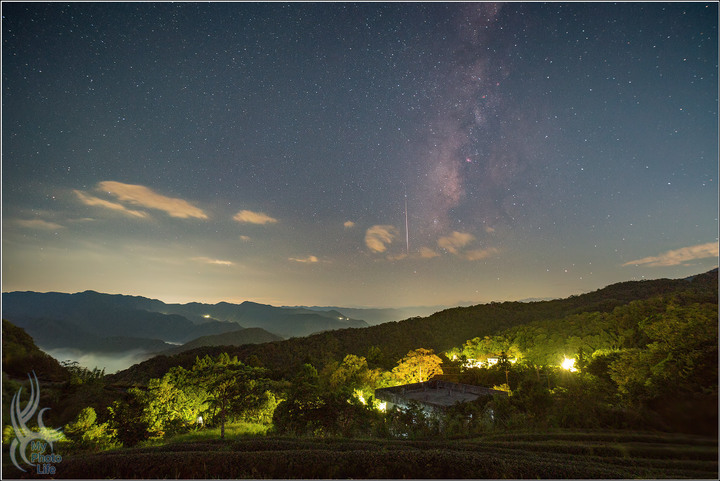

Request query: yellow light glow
[
  {"left": 561, "top": 357, "right": 577, "bottom": 372},
  {"left": 353, "top": 389, "right": 367, "bottom": 405}
]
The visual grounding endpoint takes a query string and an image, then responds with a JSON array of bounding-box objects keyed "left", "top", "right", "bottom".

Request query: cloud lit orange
[
  {"left": 233, "top": 210, "right": 278, "bottom": 225},
  {"left": 289, "top": 255, "right": 319, "bottom": 263},
  {"left": 623, "top": 242, "right": 718, "bottom": 267},
  {"left": 193, "top": 256, "right": 234, "bottom": 266},
  {"left": 74, "top": 189, "right": 149, "bottom": 218},
  {"left": 464, "top": 247, "right": 498, "bottom": 261},
  {"left": 419, "top": 247, "right": 440, "bottom": 258},
  {"left": 16, "top": 219, "right": 65, "bottom": 230},
  {"left": 365, "top": 225, "right": 397, "bottom": 253},
  {"left": 97, "top": 181, "right": 208, "bottom": 219},
  {"left": 437, "top": 231, "right": 475, "bottom": 255}
]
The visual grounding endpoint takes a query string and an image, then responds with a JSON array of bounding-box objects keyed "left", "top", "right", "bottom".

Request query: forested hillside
[
  {"left": 2, "top": 319, "right": 69, "bottom": 382},
  {"left": 110, "top": 270, "right": 717, "bottom": 384}
]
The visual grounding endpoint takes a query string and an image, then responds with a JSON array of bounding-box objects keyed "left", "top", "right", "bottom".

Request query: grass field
[
  {"left": 135, "top": 421, "right": 271, "bottom": 447},
  {"left": 4, "top": 429, "right": 717, "bottom": 479}
]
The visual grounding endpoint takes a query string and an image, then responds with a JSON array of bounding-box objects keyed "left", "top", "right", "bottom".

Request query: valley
[{"left": 1, "top": 291, "right": 379, "bottom": 372}]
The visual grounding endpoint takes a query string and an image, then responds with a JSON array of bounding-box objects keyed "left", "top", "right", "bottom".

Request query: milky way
[{"left": 410, "top": 2, "right": 552, "bottom": 252}]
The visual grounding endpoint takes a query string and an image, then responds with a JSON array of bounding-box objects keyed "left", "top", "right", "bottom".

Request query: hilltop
[{"left": 156, "top": 327, "right": 284, "bottom": 357}]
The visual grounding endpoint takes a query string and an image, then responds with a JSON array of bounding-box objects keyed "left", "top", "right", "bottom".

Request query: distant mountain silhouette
[
  {"left": 286, "top": 305, "right": 444, "bottom": 325},
  {"left": 154, "top": 300, "right": 369, "bottom": 336},
  {"left": 3, "top": 314, "right": 195, "bottom": 352},
  {"left": 1, "top": 291, "right": 240, "bottom": 355},
  {"left": 1, "top": 291, "right": 370, "bottom": 356}
]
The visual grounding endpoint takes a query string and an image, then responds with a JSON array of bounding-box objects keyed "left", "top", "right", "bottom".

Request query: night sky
[{"left": 3, "top": 2, "right": 718, "bottom": 308}]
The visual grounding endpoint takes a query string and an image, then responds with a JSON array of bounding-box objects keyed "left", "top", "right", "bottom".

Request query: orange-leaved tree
[{"left": 392, "top": 348, "right": 443, "bottom": 384}]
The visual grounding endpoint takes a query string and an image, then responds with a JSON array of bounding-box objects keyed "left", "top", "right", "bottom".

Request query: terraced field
[{"left": 8, "top": 430, "right": 717, "bottom": 479}]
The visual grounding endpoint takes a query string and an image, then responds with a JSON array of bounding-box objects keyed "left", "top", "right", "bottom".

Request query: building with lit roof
[{"left": 375, "top": 380, "right": 507, "bottom": 415}]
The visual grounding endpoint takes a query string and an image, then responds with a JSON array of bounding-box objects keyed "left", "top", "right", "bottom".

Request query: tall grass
[{"left": 137, "top": 421, "right": 269, "bottom": 448}]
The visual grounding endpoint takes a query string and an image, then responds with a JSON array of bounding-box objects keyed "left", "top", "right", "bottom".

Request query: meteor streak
[{"left": 405, "top": 192, "right": 409, "bottom": 255}]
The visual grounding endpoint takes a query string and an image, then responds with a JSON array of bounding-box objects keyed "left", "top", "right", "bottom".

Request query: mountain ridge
[
  {"left": 155, "top": 327, "right": 284, "bottom": 357},
  {"left": 1, "top": 290, "right": 371, "bottom": 355}
]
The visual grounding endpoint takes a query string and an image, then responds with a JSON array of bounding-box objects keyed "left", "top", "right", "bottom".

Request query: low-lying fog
[{"left": 44, "top": 348, "right": 153, "bottom": 374}]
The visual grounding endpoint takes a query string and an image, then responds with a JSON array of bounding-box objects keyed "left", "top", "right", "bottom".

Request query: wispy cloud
[
  {"left": 192, "top": 256, "right": 234, "bottom": 266},
  {"left": 344, "top": 220, "right": 356, "bottom": 229},
  {"left": 74, "top": 190, "right": 149, "bottom": 218},
  {"left": 434, "top": 231, "right": 498, "bottom": 261},
  {"left": 233, "top": 210, "right": 278, "bottom": 225},
  {"left": 419, "top": 247, "right": 440, "bottom": 258},
  {"left": 464, "top": 247, "right": 498, "bottom": 261},
  {"left": 289, "top": 255, "right": 319, "bottom": 264},
  {"left": 97, "top": 181, "right": 208, "bottom": 219},
  {"left": 15, "top": 219, "right": 65, "bottom": 230},
  {"left": 437, "top": 231, "right": 475, "bottom": 255},
  {"left": 365, "top": 225, "right": 397, "bottom": 253},
  {"left": 623, "top": 242, "right": 719, "bottom": 267}
]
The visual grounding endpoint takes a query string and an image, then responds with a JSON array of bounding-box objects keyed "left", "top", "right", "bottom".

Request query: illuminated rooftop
[{"left": 375, "top": 380, "right": 507, "bottom": 412}]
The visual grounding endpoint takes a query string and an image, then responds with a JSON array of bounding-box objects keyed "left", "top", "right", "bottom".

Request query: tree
[
  {"left": 63, "top": 407, "right": 118, "bottom": 451},
  {"left": 272, "top": 364, "right": 323, "bottom": 435},
  {"left": 62, "top": 361, "right": 105, "bottom": 386},
  {"left": 107, "top": 397, "right": 149, "bottom": 447},
  {"left": 610, "top": 302, "right": 718, "bottom": 404},
  {"left": 326, "top": 355, "right": 379, "bottom": 394},
  {"left": 204, "top": 371, "right": 238, "bottom": 439},
  {"left": 130, "top": 375, "right": 204, "bottom": 438},
  {"left": 191, "top": 354, "right": 272, "bottom": 439},
  {"left": 273, "top": 363, "right": 382, "bottom": 437},
  {"left": 366, "top": 345, "right": 385, "bottom": 369},
  {"left": 392, "top": 348, "right": 443, "bottom": 384},
  {"left": 497, "top": 351, "right": 511, "bottom": 388},
  {"left": 385, "top": 401, "right": 440, "bottom": 439}
]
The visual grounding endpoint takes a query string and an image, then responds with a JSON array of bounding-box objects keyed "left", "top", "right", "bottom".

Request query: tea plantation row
[{"left": 13, "top": 430, "right": 717, "bottom": 479}]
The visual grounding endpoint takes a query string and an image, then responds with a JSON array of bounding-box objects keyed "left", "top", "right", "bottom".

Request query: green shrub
[{"left": 63, "top": 407, "right": 119, "bottom": 451}]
